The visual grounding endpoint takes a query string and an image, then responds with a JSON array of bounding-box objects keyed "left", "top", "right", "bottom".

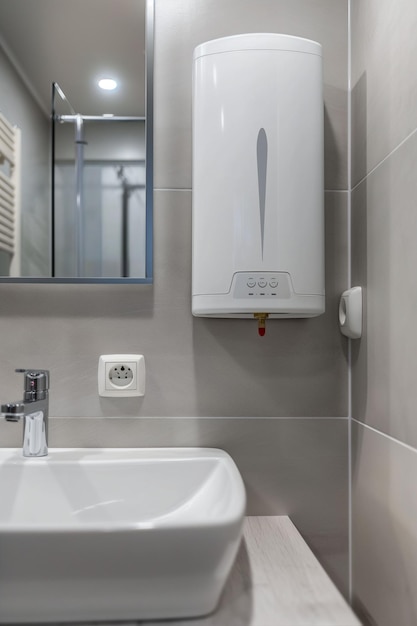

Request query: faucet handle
[{"left": 15, "top": 369, "right": 50, "bottom": 393}]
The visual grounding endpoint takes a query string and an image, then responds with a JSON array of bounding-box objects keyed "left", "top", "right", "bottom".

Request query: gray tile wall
[
  {"left": 0, "top": 0, "right": 350, "bottom": 594},
  {"left": 351, "top": 0, "right": 417, "bottom": 187},
  {"left": 351, "top": 420, "right": 417, "bottom": 626},
  {"left": 351, "top": 0, "right": 417, "bottom": 622}
]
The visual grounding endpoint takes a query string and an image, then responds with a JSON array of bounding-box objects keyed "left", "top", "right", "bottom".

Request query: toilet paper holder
[{"left": 339, "top": 286, "right": 362, "bottom": 339}]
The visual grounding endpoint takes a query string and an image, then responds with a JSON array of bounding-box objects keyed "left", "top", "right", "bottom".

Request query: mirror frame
[{"left": 0, "top": 0, "right": 154, "bottom": 284}]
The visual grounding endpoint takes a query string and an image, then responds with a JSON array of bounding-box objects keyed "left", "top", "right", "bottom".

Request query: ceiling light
[{"left": 98, "top": 78, "right": 117, "bottom": 91}]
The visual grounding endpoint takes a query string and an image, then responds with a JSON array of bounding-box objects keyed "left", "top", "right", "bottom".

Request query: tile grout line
[
  {"left": 352, "top": 124, "right": 417, "bottom": 193},
  {"left": 48, "top": 415, "right": 350, "bottom": 421},
  {"left": 154, "top": 187, "right": 192, "bottom": 192},
  {"left": 352, "top": 418, "right": 417, "bottom": 455},
  {"left": 154, "top": 187, "right": 349, "bottom": 193},
  {"left": 347, "top": 0, "right": 353, "bottom": 604}
]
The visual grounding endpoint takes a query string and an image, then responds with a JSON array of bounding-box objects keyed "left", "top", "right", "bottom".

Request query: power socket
[{"left": 98, "top": 354, "right": 145, "bottom": 397}]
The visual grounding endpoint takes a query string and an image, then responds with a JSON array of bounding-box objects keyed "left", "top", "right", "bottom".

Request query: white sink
[{"left": 0, "top": 447, "right": 246, "bottom": 623}]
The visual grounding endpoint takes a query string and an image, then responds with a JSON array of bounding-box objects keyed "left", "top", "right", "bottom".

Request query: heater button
[{"left": 233, "top": 272, "right": 292, "bottom": 299}]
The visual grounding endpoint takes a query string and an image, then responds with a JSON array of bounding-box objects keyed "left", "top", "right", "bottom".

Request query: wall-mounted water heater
[{"left": 192, "top": 34, "right": 325, "bottom": 335}]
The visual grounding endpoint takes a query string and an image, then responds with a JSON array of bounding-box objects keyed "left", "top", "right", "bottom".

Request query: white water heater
[{"left": 192, "top": 34, "right": 325, "bottom": 332}]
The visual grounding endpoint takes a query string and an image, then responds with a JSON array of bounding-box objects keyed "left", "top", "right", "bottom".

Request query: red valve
[{"left": 254, "top": 313, "right": 268, "bottom": 337}]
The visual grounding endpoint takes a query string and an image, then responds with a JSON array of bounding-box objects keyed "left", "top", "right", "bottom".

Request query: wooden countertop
[{"left": 144, "top": 516, "right": 361, "bottom": 626}]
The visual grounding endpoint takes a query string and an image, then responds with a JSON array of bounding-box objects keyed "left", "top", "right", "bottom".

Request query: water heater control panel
[{"left": 232, "top": 272, "right": 291, "bottom": 299}]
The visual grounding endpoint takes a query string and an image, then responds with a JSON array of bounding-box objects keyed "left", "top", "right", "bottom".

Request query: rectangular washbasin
[{"left": 0, "top": 447, "right": 246, "bottom": 623}]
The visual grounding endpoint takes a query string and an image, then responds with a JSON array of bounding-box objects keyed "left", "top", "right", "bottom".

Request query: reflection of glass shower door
[{"left": 54, "top": 162, "right": 146, "bottom": 278}]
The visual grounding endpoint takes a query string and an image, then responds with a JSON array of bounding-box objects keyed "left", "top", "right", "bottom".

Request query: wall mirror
[{"left": 0, "top": 0, "right": 153, "bottom": 283}]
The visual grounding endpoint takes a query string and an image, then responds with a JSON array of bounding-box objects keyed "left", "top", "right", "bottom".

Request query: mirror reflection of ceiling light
[{"left": 98, "top": 78, "right": 118, "bottom": 91}]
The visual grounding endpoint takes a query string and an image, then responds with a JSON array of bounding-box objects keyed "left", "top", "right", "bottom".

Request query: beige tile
[
  {"left": 351, "top": 129, "right": 417, "bottom": 447},
  {"left": 0, "top": 190, "right": 348, "bottom": 418},
  {"left": 154, "top": 0, "right": 348, "bottom": 190},
  {"left": 350, "top": 182, "right": 368, "bottom": 425},
  {"left": 350, "top": 67, "right": 368, "bottom": 187},
  {"left": 351, "top": 0, "right": 417, "bottom": 185},
  {"left": 324, "top": 85, "right": 348, "bottom": 190},
  {"left": 352, "top": 420, "right": 417, "bottom": 626}
]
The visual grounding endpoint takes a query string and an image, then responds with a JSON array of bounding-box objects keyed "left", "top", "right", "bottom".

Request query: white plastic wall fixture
[
  {"left": 98, "top": 354, "right": 145, "bottom": 397},
  {"left": 339, "top": 287, "right": 362, "bottom": 339},
  {"left": 192, "top": 33, "right": 325, "bottom": 318}
]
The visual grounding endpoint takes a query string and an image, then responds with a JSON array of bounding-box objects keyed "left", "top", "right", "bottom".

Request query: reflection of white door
[
  {"left": 54, "top": 161, "right": 146, "bottom": 278},
  {"left": 0, "top": 115, "right": 21, "bottom": 277}
]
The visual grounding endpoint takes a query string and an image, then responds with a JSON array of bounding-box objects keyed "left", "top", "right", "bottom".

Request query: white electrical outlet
[{"left": 98, "top": 354, "right": 145, "bottom": 397}]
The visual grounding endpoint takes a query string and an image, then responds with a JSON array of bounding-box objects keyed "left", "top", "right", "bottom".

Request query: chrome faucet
[{"left": 1, "top": 369, "right": 50, "bottom": 457}]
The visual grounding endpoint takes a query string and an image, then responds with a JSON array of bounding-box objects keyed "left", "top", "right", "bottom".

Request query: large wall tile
[
  {"left": 352, "top": 420, "right": 417, "bottom": 626},
  {"left": 351, "top": 130, "right": 417, "bottom": 447},
  {"left": 154, "top": 0, "right": 348, "bottom": 190},
  {"left": 351, "top": 0, "right": 417, "bottom": 185},
  {"left": 0, "top": 190, "right": 348, "bottom": 418},
  {"left": 0, "top": 415, "right": 349, "bottom": 593}
]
